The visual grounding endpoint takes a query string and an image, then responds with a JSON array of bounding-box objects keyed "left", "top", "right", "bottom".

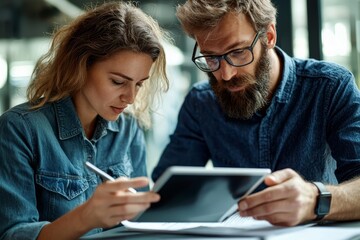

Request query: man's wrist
[{"left": 312, "top": 182, "right": 332, "bottom": 221}]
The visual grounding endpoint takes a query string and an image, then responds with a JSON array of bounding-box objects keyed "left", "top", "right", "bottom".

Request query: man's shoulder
[
  {"left": 294, "top": 58, "right": 353, "bottom": 81},
  {"left": 277, "top": 43, "right": 352, "bottom": 79},
  {"left": 192, "top": 80, "right": 212, "bottom": 92},
  {"left": 186, "top": 80, "right": 216, "bottom": 102}
]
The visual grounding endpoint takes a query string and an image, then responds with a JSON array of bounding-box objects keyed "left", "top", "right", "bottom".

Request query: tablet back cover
[{"left": 133, "top": 167, "right": 270, "bottom": 222}]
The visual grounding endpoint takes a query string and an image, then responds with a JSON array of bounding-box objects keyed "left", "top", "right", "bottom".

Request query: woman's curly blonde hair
[{"left": 27, "top": 1, "right": 170, "bottom": 128}]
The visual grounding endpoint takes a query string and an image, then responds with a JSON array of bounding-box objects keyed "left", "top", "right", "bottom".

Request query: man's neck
[{"left": 267, "top": 48, "right": 283, "bottom": 101}]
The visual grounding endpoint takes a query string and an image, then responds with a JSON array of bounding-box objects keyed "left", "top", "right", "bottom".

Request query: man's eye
[
  {"left": 205, "top": 57, "right": 218, "bottom": 65},
  {"left": 229, "top": 49, "right": 246, "bottom": 57}
]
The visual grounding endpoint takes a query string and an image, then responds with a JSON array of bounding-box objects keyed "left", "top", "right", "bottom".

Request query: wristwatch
[{"left": 312, "top": 182, "right": 332, "bottom": 221}]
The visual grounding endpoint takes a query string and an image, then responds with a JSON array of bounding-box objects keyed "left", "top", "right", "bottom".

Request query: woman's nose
[{"left": 120, "top": 85, "right": 136, "bottom": 104}]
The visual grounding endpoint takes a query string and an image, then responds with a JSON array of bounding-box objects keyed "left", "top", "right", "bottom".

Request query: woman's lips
[{"left": 111, "top": 106, "right": 126, "bottom": 114}]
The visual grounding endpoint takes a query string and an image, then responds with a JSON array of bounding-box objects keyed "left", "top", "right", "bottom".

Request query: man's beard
[{"left": 209, "top": 46, "right": 271, "bottom": 119}]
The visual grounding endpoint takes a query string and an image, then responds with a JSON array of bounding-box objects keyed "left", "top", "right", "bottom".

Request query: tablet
[{"left": 132, "top": 166, "right": 271, "bottom": 222}]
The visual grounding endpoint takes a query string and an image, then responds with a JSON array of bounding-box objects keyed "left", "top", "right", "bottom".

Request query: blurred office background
[{"left": 0, "top": 0, "right": 358, "bottom": 176}]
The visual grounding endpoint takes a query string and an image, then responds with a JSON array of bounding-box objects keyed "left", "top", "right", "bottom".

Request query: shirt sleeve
[
  {"left": 327, "top": 70, "right": 360, "bottom": 182},
  {"left": 0, "top": 111, "right": 49, "bottom": 240},
  {"left": 152, "top": 88, "right": 211, "bottom": 181}
]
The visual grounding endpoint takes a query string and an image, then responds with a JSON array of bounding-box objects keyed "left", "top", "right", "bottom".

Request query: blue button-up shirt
[
  {"left": 153, "top": 48, "right": 360, "bottom": 184},
  {"left": 0, "top": 97, "right": 147, "bottom": 239}
]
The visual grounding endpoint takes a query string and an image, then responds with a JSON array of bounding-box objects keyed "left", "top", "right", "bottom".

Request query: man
[{"left": 152, "top": 0, "right": 360, "bottom": 226}]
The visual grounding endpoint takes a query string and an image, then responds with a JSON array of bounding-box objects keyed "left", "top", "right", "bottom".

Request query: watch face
[{"left": 318, "top": 193, "right": 332, "bottom": 215}]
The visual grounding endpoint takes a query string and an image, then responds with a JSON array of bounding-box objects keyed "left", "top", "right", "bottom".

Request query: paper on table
[
  {"left": 270, "top": 226, "right": 360, "bottom": 240},
  {"left": 122, "top": 212, "right": 273, "bottom": 232},
  {"left": 121, "top": 212, "right": 318, "bottom": 239}
]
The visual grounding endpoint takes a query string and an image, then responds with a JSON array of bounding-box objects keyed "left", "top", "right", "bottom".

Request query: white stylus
[{"left": 85, "top": 161, "right": 137, "bottom": 193}]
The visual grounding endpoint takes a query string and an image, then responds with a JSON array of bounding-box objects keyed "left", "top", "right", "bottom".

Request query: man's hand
[{"left": 238, "top": 168, "right": 318, "bottom": 226}]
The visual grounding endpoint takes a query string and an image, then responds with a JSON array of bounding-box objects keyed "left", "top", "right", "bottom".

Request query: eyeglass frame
[{"left": 191, "top": 32, "right": 262, "bottom": 73}]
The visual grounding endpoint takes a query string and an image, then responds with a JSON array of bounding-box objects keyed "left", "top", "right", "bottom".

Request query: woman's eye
[
  {"left": 136, "top": 82, "right": 144, "bottom": 88},
  {"left": 112, "top": 79, "right": 124, "bottom": 85}
]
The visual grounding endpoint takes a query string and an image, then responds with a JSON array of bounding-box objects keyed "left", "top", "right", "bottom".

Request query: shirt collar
[
  {"left": 54, "top": 97, "right": 119, "bottom": 140},
  {"left": 273, "top": 47, "right": 296, "bottom": 103}
]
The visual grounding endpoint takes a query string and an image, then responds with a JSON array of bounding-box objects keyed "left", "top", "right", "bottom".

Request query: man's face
[
  {"left": 209, "top": 44, "right": 270, "bottom": 119},
  {"left": 195, "top": 13, "right": 272, "bottom": 119}
]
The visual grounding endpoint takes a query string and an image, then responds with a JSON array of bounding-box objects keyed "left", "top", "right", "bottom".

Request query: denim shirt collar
[
  {"left": 54, "top": 97, "right": 119, "bottom": 140},
  {"left": 273, "top": 46, "right": 296, "bottom": 104}
]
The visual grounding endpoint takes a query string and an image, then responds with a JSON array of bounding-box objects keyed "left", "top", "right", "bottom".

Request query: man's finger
[{"left": 264, "top": 168, "right": 297, "bottom": 186}]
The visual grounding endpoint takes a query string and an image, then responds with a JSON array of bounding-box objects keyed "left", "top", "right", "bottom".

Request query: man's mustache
[{"left": 222, "top": 75, "right": 256, "bottom": 88}]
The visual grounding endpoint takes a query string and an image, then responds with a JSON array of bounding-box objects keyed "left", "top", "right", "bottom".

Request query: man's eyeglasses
[{"left": 191, "top": 32, "right": 261, "bottom": 73}]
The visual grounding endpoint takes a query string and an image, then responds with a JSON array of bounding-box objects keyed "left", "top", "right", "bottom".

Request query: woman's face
[{"left": 74, "top": 50, "right": 153, "bottom": 122}]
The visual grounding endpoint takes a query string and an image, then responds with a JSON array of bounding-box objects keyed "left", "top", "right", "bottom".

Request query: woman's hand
[{"left": 80, "top": 177, "right": 160, "bottom": 229}]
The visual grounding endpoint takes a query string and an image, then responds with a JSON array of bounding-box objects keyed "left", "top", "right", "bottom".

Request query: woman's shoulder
[
  {"left": 0, "top": 102, "right": 50, "bottom": 121},
  {"left": 0, "top": 101, "right": 55, "bottom": 134},
  {"left": 2, "top": 101, "right": 31, "bottom": 115},
  {"left": 0, "top": 102, "right": 31, "bottom": 126}
]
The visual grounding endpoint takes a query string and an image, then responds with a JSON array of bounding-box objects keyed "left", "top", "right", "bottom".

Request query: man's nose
[{"left": 218, "top": 59, "right": 237, "bottom": 81}]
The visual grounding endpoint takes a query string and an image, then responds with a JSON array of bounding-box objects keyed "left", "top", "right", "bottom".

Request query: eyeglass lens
[
  {"left": 194, "top": 49, "right": 253, "bottom": 72},
  {"left": 192, "top": 32, "right": 260, "bottom": 72}
]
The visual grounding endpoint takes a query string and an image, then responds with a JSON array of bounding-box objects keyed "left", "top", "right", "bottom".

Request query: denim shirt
[
  {"left": 153, "top": 47, "right": 360, "bottom": 184},
  {"left": 0, "top": 97, "right": 147, "bottom": 240}
]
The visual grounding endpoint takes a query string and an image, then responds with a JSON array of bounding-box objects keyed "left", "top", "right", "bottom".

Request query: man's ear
[{"left": 265, "top": 23, "right": 277, "bottom": 49}]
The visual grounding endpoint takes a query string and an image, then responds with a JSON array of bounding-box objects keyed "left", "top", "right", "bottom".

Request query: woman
[{"left": 0, "top": 2, "right": 169, "bottom": 239}]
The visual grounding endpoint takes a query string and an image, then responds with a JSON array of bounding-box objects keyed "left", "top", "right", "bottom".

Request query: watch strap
[{"left": 312, "top": 181, "right": 330, "bottom": 221}]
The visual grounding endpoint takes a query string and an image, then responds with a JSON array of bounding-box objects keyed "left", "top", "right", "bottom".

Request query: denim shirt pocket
[
  {"left": 36, "top": 172, "right": 89, "bottom": 200},
  {"left": 35, "top": 171, "right": 90, "bottom": 221},
  {"left": 108, "top": 155, "right": 133, "bottom": 178}
]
